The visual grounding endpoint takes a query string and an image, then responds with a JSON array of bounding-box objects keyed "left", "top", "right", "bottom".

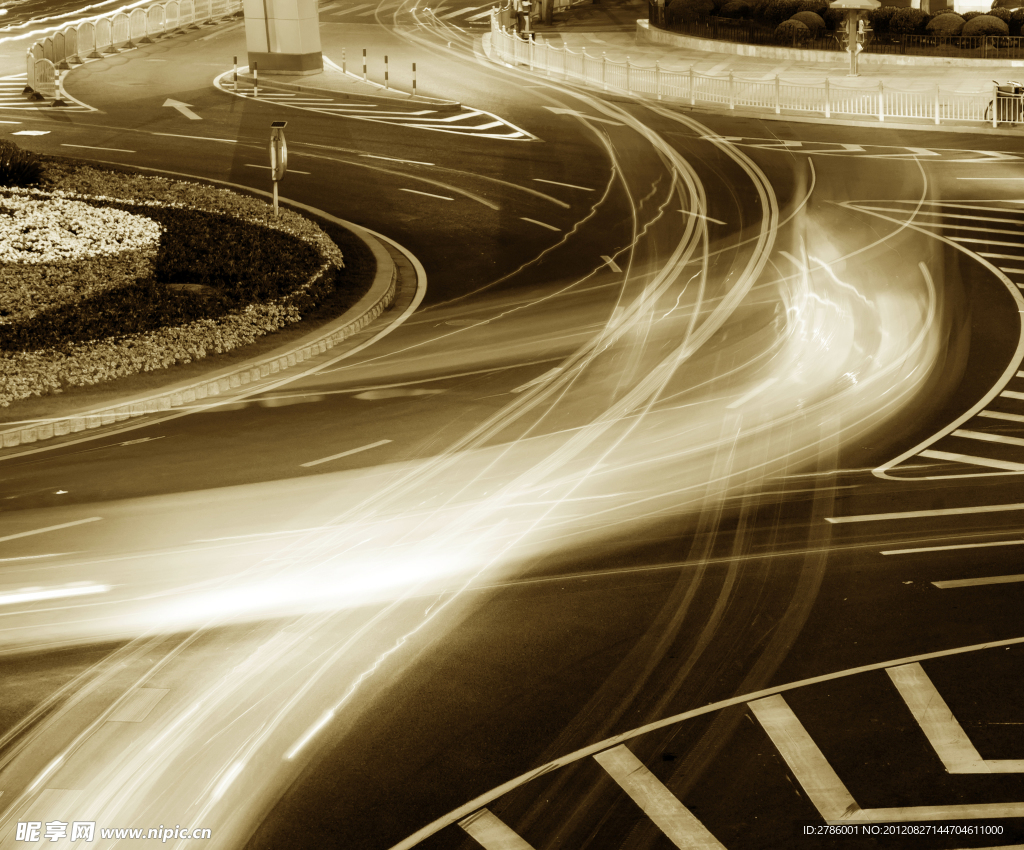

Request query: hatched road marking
[{"left": 459, "top": 810, "right": 536, "bottom": 849}]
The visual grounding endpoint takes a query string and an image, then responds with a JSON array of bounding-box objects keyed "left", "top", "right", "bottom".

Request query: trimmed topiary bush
[
  {"left": 890, "top": 6, "right": 929, "bottom": 33},
  {"left": 962, "top": 10, "right": 984, "bottom": 20},
  {"left": 791, "top": 9, "right": 824, "bottom": 30},
  {"left": 775, "top": 17, "right": 809, "bottom": 40},
  {"left": 962, "top": 12, "right": 1010, "bottom": 33},
  {"left": 988, "top": 6, "right": 1012, "bottom": 21},
  {"left": 719, "top": 1, "right": 751, "bottom": 17},
  {"left": 795, "top": 0, "right": 827, "bottom": 14},
  {"left": 867, "top": 5, "right": 898, "bottom": 33},
  {"left": 0, "top": 141, "right": 44, "bottom": 189},
  {"left": 755, "top": 0, "right": 800, "bottom": 25},
  {"left": 925, "top": 11, "right": 964, "bottom": 34},
  {"left": 1010, "top": 6, "right": 1024, "bottom": 34},
  {"left": 666, "top": 0, "right": 713, "bottom": 23}
]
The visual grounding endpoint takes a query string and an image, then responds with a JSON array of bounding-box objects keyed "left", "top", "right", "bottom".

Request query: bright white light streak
[
  {"left": 147, "top": 701, "right": 204, "bottom": 752},
  {"left": 286, "top": 709, "right": 335, "bottom": 760},
  {"left": 0, "top": 583, "right": 109, "bottom": 607},
  {"left": 210, "top": 759, "right": 246, "bottom": 803},
  {"left": 0, "top": 516, "right": 101, "bottom": 544},
  {"left": 301, "top": 439, "right": 393, "bottom": 468},
  {"left": 726, "top": 377, "right": 778, "bottom": 409},
  {"left": 27, "top": 755, "right": 64, "bottom": 791}
]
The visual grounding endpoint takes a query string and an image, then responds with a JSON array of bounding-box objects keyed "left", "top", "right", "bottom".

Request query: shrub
[
  {"left": 963, "top": 12, "right": 1009, "bottom": 32},
  {"left": 889, "top": 6, "right": 929, "bottom": 33},
  {"left": 795, "top": 0, "right": 827, "bottom": 14},
  {"left": 962, "top": 10, "right": 984, "bottom": 19},
  {"left": 755, "top": 0, "right": 800, "bottom": 25},
  {"left": 867, "top": 5, "right": 898, "bottom": 33},
  {"left": 0, "top": 141, "right": 44, "bottom": 189},
  {"left": 1011, "top": 6, "right": 1024, "bottom": 33},
  {"left": 667, "top": 0, "right": 713, "bottom": 23},
  {"left": 925, "top": 11, "right": 964, "bottom": 33},
  {"left": 719, "top": 1, "right": 751, "bottom": 17},
  {"left": 791, "top": 10, "right": 824, "bottom": 31},
  {"left": 988, "top": 6, "right": 1012, "bottom": 20},
  {"left": 775, "top": 17, "right": 809, "bottom": 41}
]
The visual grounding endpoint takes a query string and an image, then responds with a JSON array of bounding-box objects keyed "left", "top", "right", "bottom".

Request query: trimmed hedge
[
  {"left": 889, "top": 6, "right": 929, "bottom": 33},
  {"left": 791, "top": 10, "right": 824, "bottom": 31},
  {"left": 963, "top": 12, "right": 1010, "bottom": 33},
  {"left": 925, "top": 11, "right": 964, "bottom": 34},
  {"left": 667, "top": 0, "right": 714, "bottom": 23},
  {"left": 775, "top": 17, "right": 809, "bottom": 40}
]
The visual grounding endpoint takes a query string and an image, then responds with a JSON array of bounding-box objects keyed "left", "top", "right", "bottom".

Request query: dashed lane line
[
  {"left": 934, "top": 573, "right": 1024, "bottom": 588},
  {"left": 883, "top": 539, "right": 1024, "bottom": 555},
  {"left": 595, "top": 745, "right": 727, "bottom": 849},
  {"left": 399, "top": 187, "right": 453, "bottom": 200},
  {"left": 533, "top": 177, "right": 592, "bottom": 191},
  {"left": 458, "top": 810, "right": 535, "bottom": 850},
  {"left": 0, "top": 517, "right": 102, "bottom": 545},
  {"left": 300, "top": 439, "right": 392, "bottom": 468},
  {"left": 61, "top": 143, "right": 134, "bottom": 153},
  {"left": 888, "top": 663, "right": 1024, "bottom": 773},
  {"left": 827, "top": 502, "right": 1024, "bottom": 523},
  {"left": 521, "top": 217, "right": 560, "bottom": 231}
]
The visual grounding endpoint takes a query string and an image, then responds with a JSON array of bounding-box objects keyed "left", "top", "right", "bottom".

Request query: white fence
[
  {"left": 490, "top": 13, "right": 1006, "bottom": 127},
  {"left": 24, "top": 0, "right": 243, "bottom": 102}
]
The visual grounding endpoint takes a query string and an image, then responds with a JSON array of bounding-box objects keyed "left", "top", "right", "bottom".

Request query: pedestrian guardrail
[
  {"left": 25, "top": 0, "right": 242, "bottom": 105},
  {"left": 490, "top": 13, "right": 1010, "bottom": 127}
]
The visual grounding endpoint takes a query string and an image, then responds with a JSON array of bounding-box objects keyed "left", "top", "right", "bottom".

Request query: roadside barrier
[
  {"left": 489, "top": 12, "right": 1002, "bottom": 127},
  {"left": 24, "top": 0, "right": 242, "bottom": 105}
]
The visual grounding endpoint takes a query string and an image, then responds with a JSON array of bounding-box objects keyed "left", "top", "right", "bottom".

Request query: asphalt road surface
[{"left": 1, "top": 6, "right": 1024, "bottom": 850}]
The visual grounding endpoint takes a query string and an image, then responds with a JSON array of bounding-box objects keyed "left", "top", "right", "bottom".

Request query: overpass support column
[{"left": 244, "top": 0, "right": 323, "bottom": 75}]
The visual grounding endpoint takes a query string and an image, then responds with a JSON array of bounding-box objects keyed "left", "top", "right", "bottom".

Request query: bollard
[
  {"left": 254, "top": 60, "right": 258, "bottom": 97},
  {"left": 384, "top": 54, "right": 389, "bottom": 89},
  {"left": 232, "top": 55, "right": 237, "bottom": 91},
  {"left": 363, "top": 48, "right": 367, "bottom": 81},
  {"left": 412, "top": 62, "right": 417, "bottom": 96},
  {"left": 342, "top": 47, "right": 346, "bottom": 74}
]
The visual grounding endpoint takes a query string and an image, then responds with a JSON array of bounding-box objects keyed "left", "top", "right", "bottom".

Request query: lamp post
[{"left": 830, "top": 0, "right": 879, "bottom": 77}]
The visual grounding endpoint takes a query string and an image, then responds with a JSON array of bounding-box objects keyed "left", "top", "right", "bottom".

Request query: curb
[
  {"left": 234, "top": 71, "right": 463, "bottom": 113},
  {"left": 0, "top": 183, "right": 398, "bottom": 451}
]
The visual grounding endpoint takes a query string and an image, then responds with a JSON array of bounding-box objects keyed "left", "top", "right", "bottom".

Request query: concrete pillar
[{"left": 244, "top": 0, "right": 322, "bottom": 75}]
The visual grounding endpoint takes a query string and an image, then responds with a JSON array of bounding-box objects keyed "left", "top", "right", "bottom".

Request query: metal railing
[
  {"left": 24, "top": 0, "right": 242, "bottom": 103},
  {"left": 490, "top": 12, "right": 1009, "bottom": 127}
]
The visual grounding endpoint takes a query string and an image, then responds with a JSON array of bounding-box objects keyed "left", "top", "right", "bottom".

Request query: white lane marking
[
  {"left": 0, "top": 517, "right": 102, "bottom": 544},
  {"left": 748, "top": 696, "right": 858, "bottom": 821},
  {"left": 1002, "top": 268, "right": 1024, "bottom": 274},
  {"left": 533, "top": 177, "right": 592, "bottom": 191},
  {"left": 544, "top": 106, "right": 623, "bottom": 126},
  {"left": 920, "top": 448, "right": 1024, "bottom": 472},
  {"left": 594, "top": 745, "right": 726, "bottom": 849},
  {"left": 244, "top": 164, "right": 311, "bottom": 175},
  {"left": 300, "top": 439, "right": 392, "bottom": 468},
  {"left": 0, "top": 583, "right": 109, "bottom": 607},
  {"left": 934, "top": 573, "right": 1024, "bottom": 588},
  {"left": 1002, "top": 389, "right": 1024, "bottom": 400},
  {"left": 980, "top": 410, "right": 1024, "bottom": 423},
  {"left": 521, "top": 217, "right": 560, "bottom": 231},
  {"left": 883, "top": 539, "right": 1024, "bottom": 555},
  {"left": 361, "top": 153, "right": 432, "bottom": 165},
  {"left": 840, "top": 144, "right": 865, "bottom": 152},
  {"left": 978, "top": 252, "right": 1024, "bottom": 261},
  {"left": 954, "top": 428, "right": 1024, "bottom": 447},
  {"left": 726, "top": 377, "right": 777, "bottom": 409},
  {"left": 386, "top": 634, "right": 1024, "bottom": 850},
  {"left": 152, "top": 132, "right": 237, "bottom": 144},
  {"left": 601, "top": 254, "right": 622, "bottom": 273},
  {"left": 905, "top": 147, "right": 939, "bottom": 157},
  {"left": 458, "top": 810, "right": 536, "bottom": 849},
  {"left": 163, "top": 98, "right": 201, "bottom": 120},
  {"left": 888, "top": 663, "right": 1024, "bottom": 773},
  {"left": 677, "top": 208, "right": 727, "bottom": 226},
  {"left": 827, "top": 501, "right": 1024, "bottom": 524},
  {"left": 61, "top": 144, "right": 134, "bottom": 153},
  {"left": 400, "top": 187, "right": 454, "bottom": 200},
  {"left": 0, "top": 553, "right": 75, "bottom": 563},
  {"left": 12, "top": 130, "right": 49, "bottom": 136},
  {"left": 959, "top": 177, "right": 1024, "bottom": 180}
]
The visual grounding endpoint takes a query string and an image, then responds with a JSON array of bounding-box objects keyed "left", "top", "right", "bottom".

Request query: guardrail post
[
  {"left": 529, "top": 33, "right": 535, "bottom": 70},
  {"left": 363, "top": 47, "right": 367, "bottom": 81},
  {"left": 602, "top": 51, "right": 607, "bottom": 90},
  {"left": 689, "top": 66, "right": 695, "bottom": 105},
  {"left": 254, "top": 60, "right": 258, "bottom": 96},
  {"left": 232, "top": 54, "right": 237, "bottom": 90},
  {"left": 774, "top": 73, "right": 780, "bottom": 114},
  {"left": 626, "top": 56, "right": 631, "bottom": 93},
  {"left": 878, "top": 79, "right": 884, "bottom": 121},
  {"left": 384, "top": 54, "right": 389, "bottom": 89},
  {"left": 342, "top": 47, "right": 346, "bottom": 74},
  {"left": 934, "top": 84, "right": 940, "bottom": 125},
  {"left": 656, "top": 60, "right": 661, "bottom": 100},
  {"left": 993, "top": 81, "right": 999, "bottom": 128},
  {"left": 728, "top": 70, "right": 734, "bottom": 109},
  {"left": 824, "top": 76, "right": 830, "bottom": 118}
]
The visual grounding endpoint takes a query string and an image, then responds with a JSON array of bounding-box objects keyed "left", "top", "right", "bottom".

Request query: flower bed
[{"left": 0, "top": 160, "right": 347, "bottom": 408}]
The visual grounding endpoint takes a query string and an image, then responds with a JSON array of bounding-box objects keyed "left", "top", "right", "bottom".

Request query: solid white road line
[
  {"left": 400, "top": 188, "right": 454, "bottom": 200},
  {"left": 887, "top": 663, "right": 986, "bottom": 773},
  {"left": 61, "top": 144, "right": 134, "bottom": 153},
  {"left": 244, "top": 164, "right": 311, "bottom": 175},
  {"left": 980, "top": 410, "right": 1024, "bottom": 423},
  {"left": 828, "top": 501, "right": 1024, "bottom": 524},
  {"left": 748, "top": 696, "right": 858, "bottom": 821},
  {"left": 883, "top": 539, "right": 1024, "bottom": 555},
  {"left": 953, "top": 428, "right": 1024, "bottom": 447},
  {"left": 458, "top": 810, "right": 536, "bottom": 850},
  {"left": 0, "top": 517, "right": 102, "bottom": 544},
  {"left": 594, "top": 745, "right": 726, "bottom": 849},
  {"left": 361, "top": 154, "right": 432, "bottom": 165},
  {"left": 301, "top": 439, "right": 392, "bottom": 467},
  {"left": 920, "top": 448, "right": 1024, "bottom": 472},
  {"left": 533, "top": 177, "right": 593, "bottom": 191},
  {"left": 888, "top": 663, "right": 1024, "bottom": 773},
  {"left": 726, "top": 377, "right": 777, "bottom": 409},
  {"left": 521, "top": 217, "right": 560, "bottom": 231},
  {"left": 934, "top": 573, "right": 1024, "bottom": 588},
  {"left": 601, "top": 254, "right": 622, "bottom": 273}
]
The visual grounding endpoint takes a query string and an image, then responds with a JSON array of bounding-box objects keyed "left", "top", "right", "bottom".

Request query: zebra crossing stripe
[
  {"left": 953, "top": 428, "right": 1024, "bottom": 448},
  {"left": 920, "top": 449, "right": 1024, "bottom": 472},
  {"left": 459, "top": 810, "right": 536, "bottom": 850},
  {"left": 594, "top": 745, "right": 726, "bottom": 849}
]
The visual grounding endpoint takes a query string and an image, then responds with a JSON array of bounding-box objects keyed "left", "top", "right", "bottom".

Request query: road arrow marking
[
  {"left": 544, "top": 106, "right": 623, "bottom": 125},
  {"left": 163, "top": 98, "right": 201, "bottom": 120}
]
